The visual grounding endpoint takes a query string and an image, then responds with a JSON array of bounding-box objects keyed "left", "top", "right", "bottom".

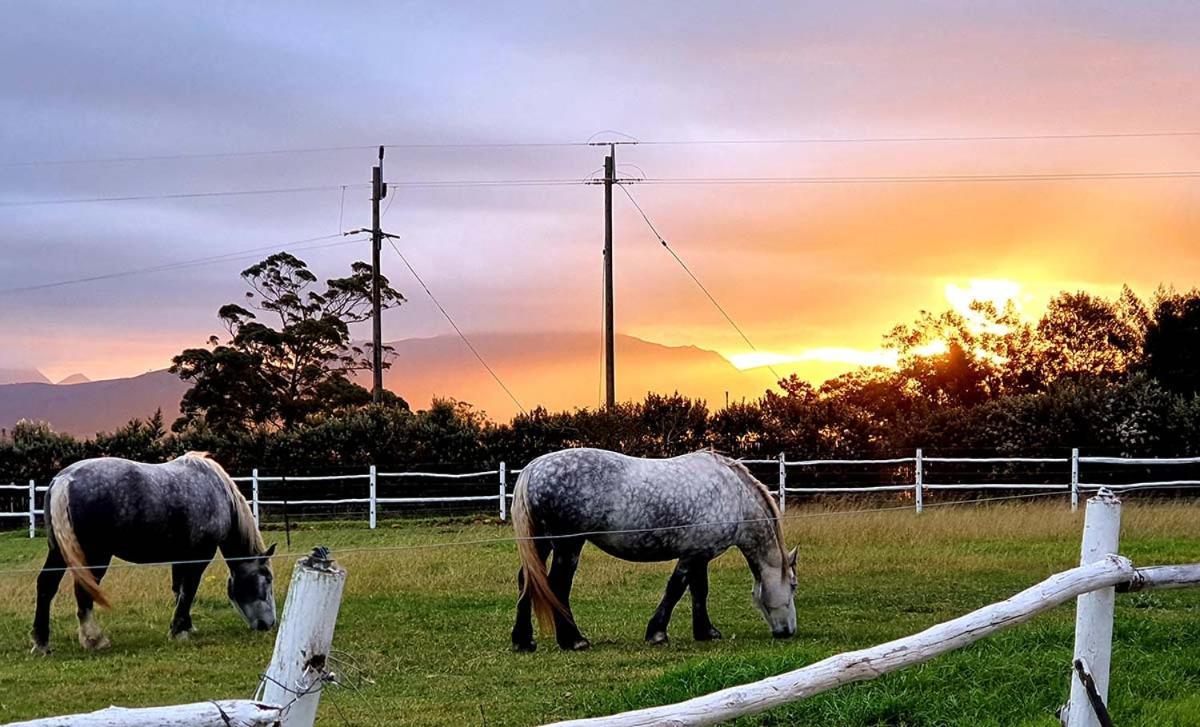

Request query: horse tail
[
  {"left": 512, "top": 465, "right": 567, "bottom": 634},
  {"left": 48, "top": 476, "right": 110, "bottom": 609}
]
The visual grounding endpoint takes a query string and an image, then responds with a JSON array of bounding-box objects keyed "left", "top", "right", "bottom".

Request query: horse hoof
[
  {"left": 695, "top": 627, "right": 723, "bottom": 641},
  {"left": 512, "top": 641, "right": 537, "bottom": 653},
  {"left": 570, "top": 638, "right": 591, "bottom": 651},
  {"left": 79, "top": 633, "right": 111, "bottom": 651},
  {"left": 646, "top": 631, "right": 669, "bottom": 646},
  {"left": 170, "top": 629, "right": 192, "bottom": 641},
  {"left": 30, "top": 643, "right": 51, "bottom": 656}
]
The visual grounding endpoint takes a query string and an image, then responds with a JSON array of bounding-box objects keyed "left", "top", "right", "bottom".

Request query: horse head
[
  {"left": 751, "top": 546, "right": 797, "bottom": 638},
  {"left": 227, "top": 543, "right": 277, "bottom": 631}
]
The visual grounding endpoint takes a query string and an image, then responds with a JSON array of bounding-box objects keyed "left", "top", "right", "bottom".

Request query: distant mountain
[
  {"left": 371, "top": 332, "right": 776, "bottom": 419},
  {"left": 0, "top": 333, "right": 778, "bottom": 436},
  {"left": 57, "top": 373, "right": 91, "bottom": 385},
  {"left": 0, "top": 368, "right": 50, "bottom": 385},
  {"left": 0, "top": 370, "right": 188, "bottom": 436}
]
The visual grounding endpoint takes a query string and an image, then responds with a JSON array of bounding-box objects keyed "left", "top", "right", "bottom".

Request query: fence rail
[
  {"left": 6, "top": 451, "right": 1200, "bottom": 537},
  {"left": 541, "top": 491, "right": 1200, "bottom": 727}
]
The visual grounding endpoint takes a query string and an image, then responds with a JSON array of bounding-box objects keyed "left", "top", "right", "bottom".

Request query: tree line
[{"left": 3, "top": 253, "right": 1199, "bottom": 485}]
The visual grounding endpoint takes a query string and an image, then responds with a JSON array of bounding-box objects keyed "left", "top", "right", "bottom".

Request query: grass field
[{"left": 2, "top": 500, "right": 1199, "bottom": 726}]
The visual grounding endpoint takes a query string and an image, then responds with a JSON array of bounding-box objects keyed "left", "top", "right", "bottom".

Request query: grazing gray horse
[
  {"left": 31, "top": 452, "right": 276, "bottom": 654},
  {"left": 512, "top": 448, "right": 797, "bottom": 651}
]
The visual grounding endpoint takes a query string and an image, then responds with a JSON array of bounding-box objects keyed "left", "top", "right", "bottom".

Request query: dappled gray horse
[
  {"left": 31, "top": 452, "right": 276, "bottom": 654},
  {"left": 512, "top": 448, "right": 797, "bottom": 651}
]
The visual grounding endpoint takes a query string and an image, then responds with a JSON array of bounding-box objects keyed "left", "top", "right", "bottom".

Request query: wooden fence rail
[
  {"left": 9, "top": 451, "right": 1200, "bottom": 537},
  {"left": 3, "top": 548, "right": 346, "bottom": 727},
  {"left": 542, "top": 491, "right": 1200, "bottom": 727}
]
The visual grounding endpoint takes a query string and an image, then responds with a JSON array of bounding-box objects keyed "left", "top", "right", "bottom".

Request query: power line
[
  {"left": 0, "top": 234, "right": 363, "bottom": 295},
  {"left": 0, "top": 184, "right": 368, "bottom": 208},
  {"left": 634, "top": 170, "right": 1200, "bottom": 185},
  {"left": 4, "top": 169, "right": 1198, "bottom": 209},
  {"left": 384, "top": 238, "right": 527, "bottom": 415},
  {"left": 639, "top": 130, "right": 1200, "bottom": 146},
  {"left": 616, "top": 183, "right": 783, "bottom": 382},
  {"left": 6, "top": 130, "right": 1199, "bottom": 167}
]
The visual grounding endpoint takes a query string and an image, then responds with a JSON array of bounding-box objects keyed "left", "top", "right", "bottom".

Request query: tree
[
  {"left": 1143, "top": 289, "right": 1200, "bottom": 396},
  {"left": 170, "top": 253, "right": 405, "bottom": 433},
  {"left": 1037, "top": 287, "right": 1146, "bottom": 381}
]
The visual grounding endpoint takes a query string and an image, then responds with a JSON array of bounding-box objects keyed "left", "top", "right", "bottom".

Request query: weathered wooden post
[
  {"left": 499, "top": 462, "right": 508, "bottom": 521},
  {"left": 914, "top": 449, "right": 924, "bottom": 513},
  {"left": 1064, "top": 488, "right": 1121, "bottom": 727},
  {"left": 251, "top": 468, "right": 260, "bottom": 522},
  {"left": 28, "top": 479, "right": 36, "bottom": 539},
  {"left": 260, "top": 547, "right": 347, "bottom": 727},
  {"left": 777, "top": 453, "right": 786, "bottom": 512},
  {"left": 3, "top": 701, "right": 283, "bottom": 726},
  {"left": 368, "top": 465, "right": 377, "bottom": 530},
  {"left": 1070, "top": 449, "right": 1080, "bottom": 513}
]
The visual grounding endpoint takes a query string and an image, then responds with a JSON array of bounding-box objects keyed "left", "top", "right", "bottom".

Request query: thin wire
[
  {"left": 633, "top": 171, "right": 1200, "bottom": 185},
  {"left": 0, "top": 184, "right": 369, "bottom": 208},
  {"left": 4, "top": 170, "right": 1198, "bottom": 209},
  {"left": 0, "top": 488, "right": 1082, "bottom": 578},
  {"left": 617, "top": 182, "right": 782, "bottom": 381},
  {"left": 0, "top": 235, "right": 362, "bottom": 295},
  {"left": 638, "top": 131, "right": 1200, "bottom": 146},
  {"left": 338, "top": 186, "right": 346, "bottom": 233},
  {"left": 7, "top": 130, "right": 1198, "bottom": 167},
  {"left": 385, "top": 238, "right": 526, "bottom": 414}
]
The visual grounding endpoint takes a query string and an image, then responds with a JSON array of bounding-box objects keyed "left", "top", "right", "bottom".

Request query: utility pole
[
  {"left": 587, "top": 139, "right": 637, "bottom": 409},
  {"left": 603, "top": 145, "right": 615, "bottom": 409},
  {"left": 371, "top": 146, "right": 387, "bottom": 403}
]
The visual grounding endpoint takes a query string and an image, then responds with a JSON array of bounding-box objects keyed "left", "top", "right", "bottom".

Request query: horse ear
[
  {"left": 263, "top": 543, "right": 277, "bottom": 558},
  {"left": 787, "top": 547, "right": 798, "bottom": 568}
]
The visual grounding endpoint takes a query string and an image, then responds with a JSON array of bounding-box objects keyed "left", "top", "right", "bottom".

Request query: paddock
[{"left": 3, "top": 498, "right": 1200, "bottom": 725}]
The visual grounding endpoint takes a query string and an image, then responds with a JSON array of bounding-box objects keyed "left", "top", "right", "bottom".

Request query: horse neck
[
  {"left": 219, "top": 506, "right": 257, "bottom": 560},
  {"left": 735, "top": 490, "right": 783, "bottom": 577}
]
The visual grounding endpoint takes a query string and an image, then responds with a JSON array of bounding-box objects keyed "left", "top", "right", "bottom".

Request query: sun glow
[
  {"left": 727, "top": 279, "right": 1025, "bottom": 374},
  {"left": 944, "top": 279, "right": 1024, "bottom": 334}
]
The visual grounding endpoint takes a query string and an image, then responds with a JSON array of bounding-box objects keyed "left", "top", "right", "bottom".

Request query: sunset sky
[{"left": 2, "top": 3, "right": 1198, "bottom": 400}]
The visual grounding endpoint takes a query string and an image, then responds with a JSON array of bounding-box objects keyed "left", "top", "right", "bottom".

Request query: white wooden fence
[
  {"left": 3, "top": 547, "right": 347, "bottom": 727},
  {"left": 6, "top": 451, "right": 1200, "bottom": 537},
  {"left": 540, "top": 490, "right": 1200, "bottom": 727}
]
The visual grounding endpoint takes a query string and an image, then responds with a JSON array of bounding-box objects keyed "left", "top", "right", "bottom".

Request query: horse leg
[
  {"left": 689, "top": 558, "right": 721, "bottom": 641},
  {"left": 31, "top": 549, "right": 67, "bottom": 654},
  {"left": 645, "top": 559, "right": 690, "bottom": 645},
  {"left": 511, "top": 540, "right": 549, "bottom": 653},
  {"left": 75, "top": 555, "right": 112, "bottom": 651},
  {"left": 169, "top": 562, "right": 206, "bottom": 640},
  {"left": 548, "top": 538, "right": 589, "bottom": 651}
]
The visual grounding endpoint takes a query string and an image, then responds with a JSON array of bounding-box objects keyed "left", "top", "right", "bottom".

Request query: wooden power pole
[
  {"left": 603, "top": 144, "right": 616, "bottom": 409},
  {"left": 371, "top": 146, "right": 387, "bottom": 403}
]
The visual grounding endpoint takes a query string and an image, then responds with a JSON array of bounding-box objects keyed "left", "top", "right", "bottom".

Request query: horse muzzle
[{"left": 772, "top": 627, "right": 795, "bottom": 639}]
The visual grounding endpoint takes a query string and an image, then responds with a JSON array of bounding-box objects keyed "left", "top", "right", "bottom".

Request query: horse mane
[
  {"left": 181, "top": 452, "right": 265, "bottom": 555},
  {"left": 710, "top": 452, "right": 788, "bottom": 567}
]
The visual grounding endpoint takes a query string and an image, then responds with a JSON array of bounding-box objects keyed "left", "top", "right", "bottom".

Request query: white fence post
[
  {"left": 251, "top": 468, "right": 260, "bottom": 522},
  {"left": 28, "top": 479, "right": 36, "bottom": 539},
  {"left": 1065, "top": 488, "right": 1121, "bottom": 727},
  {"left": 1070, "top": 448, "right": 1080, "bottom": 512},
  {"left": 777, "top": 453, "right": 787, "bottom": 512},
  {"left": 499, "top": 462, "right": 507, "bottom": 521},
  {"left": 368, "top": 465, "right": 377, "bottom": 530},
  {"left": 261, "top": 547, "right": 347, "bottom": 727},
  {"left": 915, "top": 448, "right": 924, "bottom": 513}
]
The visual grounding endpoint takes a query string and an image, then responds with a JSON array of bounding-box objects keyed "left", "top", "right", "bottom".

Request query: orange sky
[{"left": 4, "top": 3, "right": 1199, "bottom": 406}]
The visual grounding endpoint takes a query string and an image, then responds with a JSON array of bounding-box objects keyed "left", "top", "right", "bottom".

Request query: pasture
[{"left": 1, "top": 501, "right": 1199, "bottom": 726}]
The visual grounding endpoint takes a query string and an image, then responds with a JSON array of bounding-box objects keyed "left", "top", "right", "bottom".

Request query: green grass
[{"left": 1, "top": 502, "right": 1199, "bottom": 726}]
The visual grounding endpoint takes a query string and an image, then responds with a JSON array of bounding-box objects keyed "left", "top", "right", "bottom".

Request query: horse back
[
  {"left": 52, "top": 457, "right": 232, "bottom": 562},
  {"left": 522, "top": 448, "right": 748, "bottom": 561}
]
